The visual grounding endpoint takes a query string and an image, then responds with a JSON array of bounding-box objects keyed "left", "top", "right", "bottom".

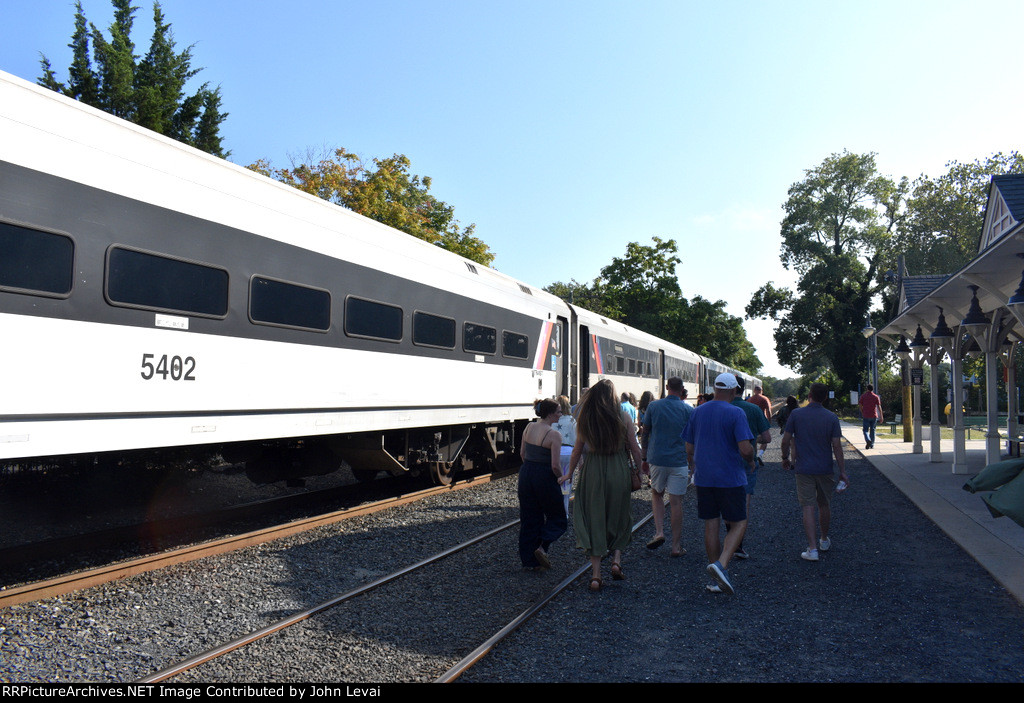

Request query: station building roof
[{"left": 881, "top": 175, "right": 1024, "bottom": 345}]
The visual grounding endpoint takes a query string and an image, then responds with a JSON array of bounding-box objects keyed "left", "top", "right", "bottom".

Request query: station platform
[{"left": 841, "top": 421, "right": 1024, "bottom": 604}]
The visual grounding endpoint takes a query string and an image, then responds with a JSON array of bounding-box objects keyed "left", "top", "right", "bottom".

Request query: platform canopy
[
  {"left": 881, "top": 175, "right": 1024, "bottom": 345},
  {"left": 880, "top": 175, "right": 1024, "bottom": 471}
]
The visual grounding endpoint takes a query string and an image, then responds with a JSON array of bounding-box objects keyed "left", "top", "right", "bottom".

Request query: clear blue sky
[{"left": 3, "top": 0, "right": 1023, "bottom": 379}]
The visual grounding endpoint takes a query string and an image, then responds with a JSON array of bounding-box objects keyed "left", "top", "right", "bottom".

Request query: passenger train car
[{"left": 0, "top": 70, "right": 759, "bottom": 484}]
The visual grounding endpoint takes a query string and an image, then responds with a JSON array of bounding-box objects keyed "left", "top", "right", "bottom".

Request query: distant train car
[
  {"left": 0, "top": 70, "right": 760, "bottom": 484},
  {"left": 701, "top": 357, "right": 731, "bottom": 395}
]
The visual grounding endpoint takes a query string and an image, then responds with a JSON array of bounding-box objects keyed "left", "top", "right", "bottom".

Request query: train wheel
[{"left": 429, "top": 461, "right": 455, "bottom": 486}]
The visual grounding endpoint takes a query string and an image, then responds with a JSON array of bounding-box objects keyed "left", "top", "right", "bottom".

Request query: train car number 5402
[{"left": 140, "top": 353, "right": 197, "bottom": 381}]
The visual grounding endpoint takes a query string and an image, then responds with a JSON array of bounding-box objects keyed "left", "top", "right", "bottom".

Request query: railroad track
[
  {"left": 135, "top": 507, "right": 656, "bottom": 683},
  {"left": 0, "top": 471, "right": 512, "bottom": 609}
]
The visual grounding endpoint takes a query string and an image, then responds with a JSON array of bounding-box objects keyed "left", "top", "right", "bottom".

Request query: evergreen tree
[{"left": 37, "top": 0, "right": 228, "bottom": 157}]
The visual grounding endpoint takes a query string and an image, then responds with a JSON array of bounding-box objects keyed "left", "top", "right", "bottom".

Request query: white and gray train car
[
  {"left": 572, "top": 306, "right": 703, "bottom": 402},
  {"left": 0, "top": 70, "right": 757, "bottom": 484}
]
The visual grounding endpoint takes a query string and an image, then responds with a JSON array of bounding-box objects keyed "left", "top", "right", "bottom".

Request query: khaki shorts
[
  {"left": 795, "top": 473, "right": 836, "bottom": 507},
  {"left": 650, "top": 464, "right": 689, "bottom": 496}
]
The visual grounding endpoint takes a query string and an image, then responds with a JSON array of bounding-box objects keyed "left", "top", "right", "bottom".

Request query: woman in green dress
[{"left": 565, "top": 379, "right": 643, "bottom": 591}]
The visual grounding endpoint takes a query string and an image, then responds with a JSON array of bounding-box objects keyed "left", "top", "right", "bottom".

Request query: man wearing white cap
[{"left": 681, "top": 372, "right": 755, "bottom": 595}]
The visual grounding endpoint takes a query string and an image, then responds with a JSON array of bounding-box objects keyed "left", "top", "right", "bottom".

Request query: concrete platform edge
[{"left": 840, "top": 422, "right": 1024, "bottom": 605}]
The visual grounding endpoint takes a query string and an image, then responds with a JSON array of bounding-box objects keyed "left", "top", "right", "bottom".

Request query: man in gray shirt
[{"left": 781, "top": 383, "right": 848, "bottom": 562}]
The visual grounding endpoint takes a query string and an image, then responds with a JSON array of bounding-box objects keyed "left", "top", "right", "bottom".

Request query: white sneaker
[
  {"left": 801, "top": 548, "right": 819, "bottom": 561},
  {"left": 819, "top": 537, "right": 831, "bottom": 552}
]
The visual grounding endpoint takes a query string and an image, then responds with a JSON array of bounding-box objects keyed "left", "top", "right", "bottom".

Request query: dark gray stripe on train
[
  {"left": 0, "top": 403, "right": 535, "bottom": 423},
  {"left": 0, "top": 161, "right": 556, "bottom": 369}
]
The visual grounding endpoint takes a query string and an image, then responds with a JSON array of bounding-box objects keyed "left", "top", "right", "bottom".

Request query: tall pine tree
[{"left": 38, "top": 0, "right": 228, "bottom": 157}]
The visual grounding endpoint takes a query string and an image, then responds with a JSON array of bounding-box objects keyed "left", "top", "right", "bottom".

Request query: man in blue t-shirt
[
  {"left": 641, "top": 377, "right": 694, "bottom": 557},
  {"left": 682, "top": 373, "right": 754, "bottom": 595},
  {"left": 781, "top": 383, "right": 848, "bottom": 562}
]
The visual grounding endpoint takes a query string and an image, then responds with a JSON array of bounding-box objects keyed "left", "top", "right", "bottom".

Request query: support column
[
  {"left": 929, "top": 346, "right": 942, "bottom": 462},
  {"left": 985, "top": 349, "right": 1001, "bottom": 465},
  {"left": 951, "top": 352, "right": 969, "bottom": 474},
  {"left": 1006, "top": 342, "right": 1018, "bottom": 444},
  {"left": 912, "top": 374, "right": 923, "bottom": 454}
]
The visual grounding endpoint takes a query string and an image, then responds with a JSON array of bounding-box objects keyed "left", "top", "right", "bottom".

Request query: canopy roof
[{"left": 881, "top": 175, "right": 1024, "bottom": 345}]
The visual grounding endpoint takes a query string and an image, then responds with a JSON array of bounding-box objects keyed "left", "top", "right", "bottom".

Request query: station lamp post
[
  {"left": 862, "top": 315, "right": 879, "bottom": 393},
  {"left": 929, "top": 308, "right": 955, "bottom": 462},
  {"left": 904, "top": 326, "right": 929, "bottom": 452}
]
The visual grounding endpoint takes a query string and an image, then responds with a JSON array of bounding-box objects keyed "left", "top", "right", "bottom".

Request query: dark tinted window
[
  {"left": 345, "top": 296, "right": 402, "bottom": 341},
  {"left": 107, "top": 247, "right": 228, "bottom": 316},
  {"left": 414, "top": 311, "right": 456, "bottom": 349},
  {"left": 0, "top": 222, "right": 74, "bottom": 296},
  {"left": 464, "top": 322, "right": 496, "bottom": 354},
  {"left": 250, "top": 277, "right": 330, "bottom": 331},
  {"left": 502, "top": 331, "right": 529, "bottom": 359}
]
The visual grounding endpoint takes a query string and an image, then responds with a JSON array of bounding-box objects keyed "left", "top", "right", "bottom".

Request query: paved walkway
[{"left": 842, "top": 421, "right": 1024, "bottom": 604}]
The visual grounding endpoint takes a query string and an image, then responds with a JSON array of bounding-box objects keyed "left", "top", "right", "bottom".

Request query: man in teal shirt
[
  {"left": 729, "top": 376, "right": 771, "bottom": 559},
  {"left": 641, "top": 377, "right": 693, "bottom": 557}
]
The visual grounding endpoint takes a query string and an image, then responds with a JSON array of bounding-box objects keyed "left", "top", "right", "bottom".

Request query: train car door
[
  {"left": 579, "top": 324, "right": 591, "bottom": 398},
  {"left": 659, "top": 349, "right": 666, "bottom": 396},
  {"left": 557, "top": 315, "right": 569, "bottom": 399}
]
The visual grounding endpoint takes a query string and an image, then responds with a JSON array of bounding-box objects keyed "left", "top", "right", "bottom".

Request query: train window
[
  {"left": 502, "top": 331, "right": 529, "bottom": 359},
  {"left": 414, "top": 311, "right": 456, "bottom": 349},
  {"left": 628, "top": 358, "right": 637, "bottom": 374},
  {"left": 345, "top": 296, "right": 402, "bottom": 341},
  {"left": 106, "top": 246, "right": 228, "bottom": 317},
  {"left": 464, "top": 322, "right": 496, "bottom": 354},
  {"left": 616, "top": 357, "right": 625, "bottom": 373},
  {"left": 0, "top": 222, "right": 74, "bottom": 297},
  {"left": 250, "top": 276, "right": 330, "bottom": 332}
]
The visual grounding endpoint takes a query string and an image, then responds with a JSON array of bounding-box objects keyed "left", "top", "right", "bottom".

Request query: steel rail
[
  {"left": 1, "top": 471, "right": 508, "bottom": 609},
  {"left": 435, "top": 510, "right": 656, "bottom": 683},
  {"left": 136, "top": 518, "right": 520, "bottom": 683}
]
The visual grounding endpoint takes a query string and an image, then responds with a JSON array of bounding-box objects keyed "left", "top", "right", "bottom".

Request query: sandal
[
  {"left": 611, "top": 562, "right": 625, "bottom": 580},
  {"left": 589, "top": 576, "right": 603, "bottom": 592}
]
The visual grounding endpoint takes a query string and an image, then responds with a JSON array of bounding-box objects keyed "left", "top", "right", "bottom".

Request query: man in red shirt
[
  {"left": 747, "top": 385, "right": 772, "bottom": 466},
  {"left": 748, "top": 386, "right": 771, "bottom": 421},
  {"left": 858, "top": 384, "right": 883, "bottom": 449}
]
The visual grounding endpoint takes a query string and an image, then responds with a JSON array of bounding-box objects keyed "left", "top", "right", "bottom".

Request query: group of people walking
[{"left": 516, "top": 376, "right": 849, "bottom": 595}]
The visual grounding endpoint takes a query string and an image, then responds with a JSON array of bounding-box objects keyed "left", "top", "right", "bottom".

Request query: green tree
[
  {"left": 543, "top": 279, "right": 620, "bottom": 320},
  {"left": 250, "top": 148, "right": 495, "bottom": 266},
  {"left": 38, "top": 0, "right": 228, "bottom": 157},
  {"left": 889, "top": 152, "right": 1024, "bottom": 276},
  {"left": 547, "top": 238, "right": 762, "bottom": 373},
  {"left": 746, "top": 151, "right": 906, "bottom": 390},
  {"left": 677, "top": 295, "right": 761, "bottom": 372},
  {"left": 598, "top": 237, "right": 683, "bottom": 336}
]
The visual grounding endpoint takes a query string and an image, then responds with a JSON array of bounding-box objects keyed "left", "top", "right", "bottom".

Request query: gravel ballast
[{"left": 2, "top": 437, "right": 1024, "bottom": 683}]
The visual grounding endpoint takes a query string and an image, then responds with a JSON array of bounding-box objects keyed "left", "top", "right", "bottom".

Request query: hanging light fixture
[
  {"left": 961, "top": 285, "right": 991, "bottom": 335},
  {"left": 894, "top": 336, "right": 912, "bottom": 361},
  {"left": 964, "top": 335, "right": 982, "bottom": 358},
  {"left": 1007, "top": 255, "right": 1024, "bottom": 307},
  {"left": 909, "top": 325, "right": 928, "bottom": 349},
  {"left": 930, "top": 307, "right": 955, "bottom": 342}
]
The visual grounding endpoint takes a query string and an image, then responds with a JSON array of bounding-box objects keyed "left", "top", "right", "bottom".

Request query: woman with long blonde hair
[{"left": 565, "top": 379, "right": 643, "bottom": 591}]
